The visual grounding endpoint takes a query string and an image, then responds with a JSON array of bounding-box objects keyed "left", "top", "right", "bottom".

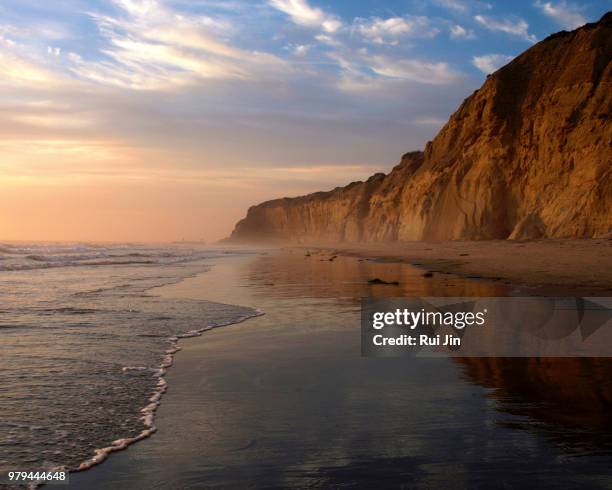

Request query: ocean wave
[
  {"left": 0, "top": 243, "right": 100, "bottom": 255},
  {"left": 1, "top": 251, "right": 263, "bottom": 483},
  {"left": 0, "top": 243, "right": 223, "bottom": 271},
  {"left": 26, "top": 253, "right": 107, "bottom": 263},
  {"left": 75, "top": 309, "right": 264, "bottom": 474}
]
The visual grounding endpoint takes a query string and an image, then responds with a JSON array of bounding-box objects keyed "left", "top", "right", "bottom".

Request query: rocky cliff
[{"left": 229, "top": 14, "right": 612, "bottom": 243}]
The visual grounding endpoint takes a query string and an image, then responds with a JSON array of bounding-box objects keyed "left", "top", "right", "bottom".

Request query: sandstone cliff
[{"left": 230, "top": 14, "right": 612, "bottom": 243}]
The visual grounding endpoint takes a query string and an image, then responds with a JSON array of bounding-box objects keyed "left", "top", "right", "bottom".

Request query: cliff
[{"left": 229, "top": 13, "right": 612, "bottom": 243}]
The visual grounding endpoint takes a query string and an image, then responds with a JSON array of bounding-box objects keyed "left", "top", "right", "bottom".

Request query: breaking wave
[
  {"left": 0, "top": 243, "right": 228, "bottom": 271},
  {"left": 0, "top": 244, "right": 262, "bottom": 481}
]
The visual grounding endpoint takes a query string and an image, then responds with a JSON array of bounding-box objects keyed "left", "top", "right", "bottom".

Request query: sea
[{"left": 0, "top": 243, "right": 260, "bottom": 476}]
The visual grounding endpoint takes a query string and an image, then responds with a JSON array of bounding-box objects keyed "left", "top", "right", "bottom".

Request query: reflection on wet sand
[
  {"left": 250, "top": 252, "right": 612, "bottom": 456},
  {"left": 246, "top": 250, "right": 511, "bottom": 300},
  {"left": 455, "top": 357, "right": 612, "bottom": 451}
]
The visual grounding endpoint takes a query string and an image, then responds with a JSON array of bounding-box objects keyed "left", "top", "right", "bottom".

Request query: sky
[{"left": 0, "top": 0, "right": 609, "bottom": 242}]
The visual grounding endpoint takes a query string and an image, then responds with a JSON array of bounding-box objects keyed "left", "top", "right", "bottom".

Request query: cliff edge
[{"left": 229, "top": 13, "right": 612, "bottom": 243}]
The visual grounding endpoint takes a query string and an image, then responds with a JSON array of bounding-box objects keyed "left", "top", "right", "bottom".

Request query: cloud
[
  {"left": 4, "top": 98, "right": 100, "bottom": 130},
  {"left": 435, "top": 0, "right": 469, "bottom": 11},
  {"left": 412, "top": 116, "right": 447, "bottom": 126},
  {"left": 268, "top": 0, "right": 342, "bottom": 33},
  {"left": 292, "top": 44, "right": 311, "bottom": 56},
  {"left": 474, "top": 15, "right": 537, "bottom": 42},
  {"left": 0, "top": 19, "right": 72, "bottom": 43},
  {"left": 536, "top": 1, "right": 586, "bottom": 30},
  {"left": 434, "top": 0, "right": 493, "bottom": 12},
  {"left": 325, "top": 49, "right": 462, "bottom": 92},
  {"left": 0, "top": 24, "right": 70, "bottom": 89},
  {"left": 368, "top": 55, "right": 461, "bottom": 85},
  {"left": 355, "top": 16, "right": 439, "bottom": 45},
  {"left": 472, "top": 53, "right": 514, "bottom": 73},
  {"left": 12, "top": 113, "right": 96, "bottom": 129},
  {"left": 0, "top": 51, "right": 64, "bottom": 88},
  {"left": 0, "top": 138, "right": 136, "bottom": 175},
  {"left": 69, "top": 0, "right": 289, "bottom": 90},
  {"left": 450, "top": 24, "right": 475, "bottom": 39},
  {"left": 314, "top": 33, "right": 340, "bottom": 47}
]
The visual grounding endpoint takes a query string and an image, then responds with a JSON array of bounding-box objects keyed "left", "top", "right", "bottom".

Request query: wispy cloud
[
  {"left": 472, "top": 53, "right": 513, "bottom": 73},
  {"left": 434, "top": 0, "right": 493, "bottom": 12},
  {"left": 411, "top": 116, "right": 447, "bottom": 126},
  {"left": 450, "top": 24, "right": 476, "bottom": 39},
  {"left": 69, "top": 0, "right": 289, "bottom": 90},
  {"left": 536, "top": 1, "right": 586, "bottom": 29},
  {"left": 435, "top": 0, "right": 469, "bottom": 12},
  {"left": 0, "top": 19, "right": 72, "bottom": 43},
  {"left": 291, "top": 43, "right": 311, "bottom": 56},
  {"left": 475, "top": 14, "right": 537, "bottom": 42},
  {"left": 268, "top": 0, "right": 342, "bottom": 33},
  {"left": 331, "top": 49, "right": 462, "bottom": 92},
  {"left": 314, "top": 33, "right": 341, "bottom": 47},
  {"left": 0, "top": 138, "right": 137, "bottom": 175},
  {"left": 11, "top": 112, "right": 96, "bottom": 129},
  {"left": 0, "top": 50, "right": 64, "bottom": 88},
  {"left": 368, "top": 55, "right": 461, "bottom": 84},
  {"left": 355, "top": 16, "right": 439, "bottom": 45}
]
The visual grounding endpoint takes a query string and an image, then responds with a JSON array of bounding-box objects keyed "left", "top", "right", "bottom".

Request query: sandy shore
[
  {"left": 292, "top": 239, "right": 612, "bottom": 295},
  {"left": 68, "top": 252, "right": 612, "bottom": 489}
]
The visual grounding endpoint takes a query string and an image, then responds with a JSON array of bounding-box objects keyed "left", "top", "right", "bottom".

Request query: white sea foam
[
  {"left": 121, "top": 366, "right": 154, "bottom": 373},
  {"left": 74, "top": 309, "right": 264, "bottom": 474}
]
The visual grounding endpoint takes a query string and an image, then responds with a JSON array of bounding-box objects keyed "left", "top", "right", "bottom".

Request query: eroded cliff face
[{"left": 230, "top": 14, "right": 612, "bottom": 243}]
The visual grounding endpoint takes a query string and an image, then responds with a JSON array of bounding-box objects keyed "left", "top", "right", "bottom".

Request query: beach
[
  {"left": 0, "top": 244, "right": 260, "bottom": 481},
  {"left": 69, "top": 251, "right": 612, "bottom": 489},
  {"left": 294, "top": 239, "right": 612, "bottom": 295},
  {"left": 3, "top": 3, "right": 611, "bottom": 489}
]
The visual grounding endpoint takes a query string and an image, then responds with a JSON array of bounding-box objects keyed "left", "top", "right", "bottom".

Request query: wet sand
[
  {"left": 69, "top": 252, "right": 612, "bottom": 489},
  {"left": 295, "top": 239, "right": 612, "bottom": 295}
]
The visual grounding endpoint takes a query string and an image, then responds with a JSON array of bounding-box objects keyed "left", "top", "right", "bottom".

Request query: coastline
[
  {"left": 68, "top": 252, "right": 511, "bottom": 488},
  {"left": 72, "top": 310, "right": 263, "bottom": 475},
  {"left": 288, "top": 239, "right": 612, "bottom": 295},
  {"left": 56, "top": 240, "right": 611, "bottom": 482},
  {"left": 67, "top": 251, "right": 612, "bottom": 489},
  {"left": 6, "top": 5, "right": 612, "bottom": 490},
  {"left": 68, "top": 255, "right": 265, "bottom": 478},
  {"left": 67, "top": 240, "right": 610, "bottom": 481}
]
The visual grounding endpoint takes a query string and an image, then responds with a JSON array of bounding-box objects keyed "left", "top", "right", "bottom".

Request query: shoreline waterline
[
  {"left": 0, "top": 245, "right": 264, "bottom": 484},
  {"left": 73, "top": 307, "right": 264, "bottom": 476},
  {"left": 69, "top": 250, "right": 612, "bottom": 489}
]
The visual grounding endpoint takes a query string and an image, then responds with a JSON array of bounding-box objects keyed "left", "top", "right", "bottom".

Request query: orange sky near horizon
[
  {"left": 0, "top": 78, "right": 439, "bottom": 242},
  {"left": 0, "top": 142, "right": 381, "bottom": 242}
]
